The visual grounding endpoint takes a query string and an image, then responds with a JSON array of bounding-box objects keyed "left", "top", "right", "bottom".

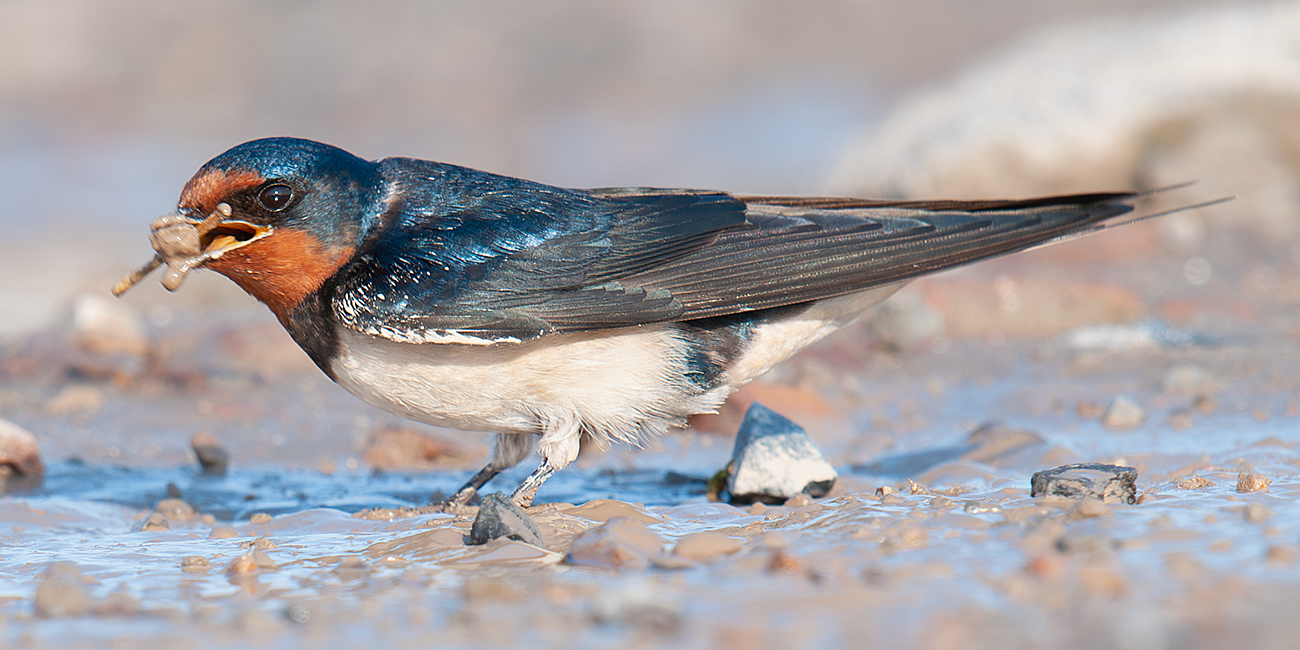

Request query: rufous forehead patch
[{"left": 179, "top": 169, "right": 265, "bottom": 214}]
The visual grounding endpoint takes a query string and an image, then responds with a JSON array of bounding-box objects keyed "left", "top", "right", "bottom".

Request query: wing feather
[{"left": 331, "top": 159, "right": 1136, "bottom": 344}]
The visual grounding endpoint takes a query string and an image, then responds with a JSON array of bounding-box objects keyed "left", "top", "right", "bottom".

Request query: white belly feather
[
  {"left": 330, "top": 284, "right": 902, "bottom": 469},
  {"left": 332, "top": 323, "right": 718, "bottom": 443}
]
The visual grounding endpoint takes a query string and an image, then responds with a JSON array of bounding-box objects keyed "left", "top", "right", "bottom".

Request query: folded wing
[{"left": 332, "top": 163, "right": 1134, "bottom": 344}]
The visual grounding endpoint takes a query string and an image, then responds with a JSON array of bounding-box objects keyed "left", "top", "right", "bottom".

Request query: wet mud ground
[{"left": 2, "top": 218, "right": 1300, "bottom": 650}]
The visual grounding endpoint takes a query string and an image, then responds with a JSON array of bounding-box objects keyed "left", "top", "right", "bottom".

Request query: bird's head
[{"left": 120, "top": 137, "right": 386, "bottom": 319}]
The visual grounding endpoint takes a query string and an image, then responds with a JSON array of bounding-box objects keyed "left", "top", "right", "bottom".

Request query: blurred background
[
  {"left": 3, "top": 5, "right": 1300, "bottom": 644},
  {"left": 0, "top": 0, "right": 1272, "bottom": 337}
]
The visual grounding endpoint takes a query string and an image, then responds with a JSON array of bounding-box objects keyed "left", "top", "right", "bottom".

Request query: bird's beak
[
  {"left": 113, "top": 203, "right": 274, "bottom": 296},
  {"left": 196, "top": 218, "right": 273, "bottom": 260}
]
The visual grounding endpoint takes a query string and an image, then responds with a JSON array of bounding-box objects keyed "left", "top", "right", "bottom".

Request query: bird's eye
[{"left": 258, "top": 184, "right": 294, "bottom": 212}]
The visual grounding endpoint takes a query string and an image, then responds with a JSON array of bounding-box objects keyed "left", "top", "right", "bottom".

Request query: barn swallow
[{"left": 115, "top": 137, "right": 1182, "bottom": 508}]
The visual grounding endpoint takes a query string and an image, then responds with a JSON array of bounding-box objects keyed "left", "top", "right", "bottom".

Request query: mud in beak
[{"left": 112, "top": 203, "right": 273, "bottom": 296}]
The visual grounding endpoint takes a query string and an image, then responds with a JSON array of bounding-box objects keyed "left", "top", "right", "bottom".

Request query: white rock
[
  {"left": 726, "top": 402, "right": 837, "bottom": 504},
  {"left": 828, "top": 1, "right": 1300, "bottom": 239}
]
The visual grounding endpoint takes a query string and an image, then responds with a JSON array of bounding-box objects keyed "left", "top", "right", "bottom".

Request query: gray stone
[
  {"left": 1031, "top": 463, "right": 1137, "bottom": 505},
  {"left": 467, "top": 492, "right": 544, "bottom": 547},
  {"left": 725, "top": 402, "right": 838, "bottom": 505}
]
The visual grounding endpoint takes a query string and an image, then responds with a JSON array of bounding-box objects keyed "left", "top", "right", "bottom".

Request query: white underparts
[
  {"left": 330, "top": 284, "right": 902, "bottom": 472},
  {"left": 720, "top": 284, "right": 902, "bottom": 387},
  {"left": 332, "top": 324, "right": 721, "bottom": 472}
]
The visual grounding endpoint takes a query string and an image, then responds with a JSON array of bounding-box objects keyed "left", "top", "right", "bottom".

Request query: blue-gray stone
[{"left": 467, "top": 492, "right": 544, "bottom": 546}]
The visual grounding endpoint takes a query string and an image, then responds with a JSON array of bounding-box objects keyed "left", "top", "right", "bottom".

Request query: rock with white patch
[
  {"left": 1031, "top": 463, "right": 1137, "bottom": 505},
  {"left": 725, "top": 402, "right": 837, "bottom": 505}
]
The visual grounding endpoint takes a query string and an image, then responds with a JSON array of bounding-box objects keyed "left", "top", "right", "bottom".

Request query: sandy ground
[{"left": 2, "top": 2, "right": 1299, "bottom": 649}]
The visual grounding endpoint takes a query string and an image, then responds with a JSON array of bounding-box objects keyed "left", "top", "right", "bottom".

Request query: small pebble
[
  {"left": 929, "top": 495, "right": 955, "bottom": 509},
  {"left": 45, "top": 385, "right": 104, "bottom": 417},
  {"left": 1101, "top": 396, "right": 1145, "bottom": 429},
  {"left": 94, "top": 590, "right": 139, "bottom": 616},
  {"left": 1166, "top": 410, "right": 1194, "bottom": 430},
  {"left": 783, "top": 493, "right": 812, "bottom": 509},
  {"left": 767, "top": 550, "right": 809, "bottom": 576},
  {"left": 566, "top": 517, "right": 664, "bottom": 570},
  {"left": 1267, "top": 545, "right": 1298, "bottom": 565},
  {"left": 227, "top": 550, "right": 276, "bottom": 575},
  {"left": 0, "top": 419, "right": 43, "bottom": 477},
  {"left": 757, "top": 532, "right": 789, "bottom": 550},
  {"left": 963, "top": 501, "right": 1001, "bottom": 514},
  {"left": 156, "top": 498, "right": 195, "bottom": 520},
  {"left": 1245, "top": 503, "right": 1273, "bottom": 523},
  {"left": 34, "top": 562, "right": 93, "bottom": 618},
  {"left": 191, "top": 431, "right": 229, "bottom": 474},
  {"left": 1078, "top": 566, "right": 1127, "bottom": 597},
  {"left": 287, "top": 603, "right": 312, "bottom": 624},
  {"left": 876, "top": 485, "right": 899, "bottom": 498},
  {"left": 1161, "top": 364, "right": 1214, "bottom": 395},
  {"left": 1191, "top": 395, "right": 1217, "bottom": 414},
  {"left": 180, "top": 556, "right": 210, "bottom": 573},
  {"left": 1236, "top": 471, "right": 1271, "bottom": 493},
  {"left": 335, "top": 556, "right": 369, "bottom": 577},
  {"left": 1024, "top": 555, "right": 1065, "bottom": 578},
  {"left": 227, "top": 554, "right": 259, "bottom": 575},
  {"left": 136, "top": 512, "right": 169, "bottom": 532},
  {"left": 1174, "top": 476, "right": 1213, "bottom": 490},
  {"left": 362, "top": 426, "right": 456, "bottom": 469},
  {"left": 242, "top": 536, "right": 277, "bottom": 550},
  {"left": 672, "top": 532, "right": 742, "bottom": 563},
  {"left": 249, "top": 513, "right": 272, "bottom": 524},
  {"left": 1070, "top": 499, "right": 1111, "bottom": 519},
  {"left": 209, "top": 526, "right": 239, "bottom": 539},
  {"left": 591, "top": 582, "right": 682, "bottom": 632},
  {"left": 1076, "top": 400, "right": 1106, "bottom": 419}
]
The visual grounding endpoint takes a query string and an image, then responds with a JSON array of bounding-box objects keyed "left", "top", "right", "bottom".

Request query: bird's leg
[
  {"left": 510, "top": 459, "right": 558, "bottom": 508},
  {"left": 439, "top": 433, "right": 535, "bottom": 510},
  {"left": 510, "top": 414, "right": 583, "bottom": 508},
  {"left": 442, "top": 465, "right": 500, "bottom": 510}
]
